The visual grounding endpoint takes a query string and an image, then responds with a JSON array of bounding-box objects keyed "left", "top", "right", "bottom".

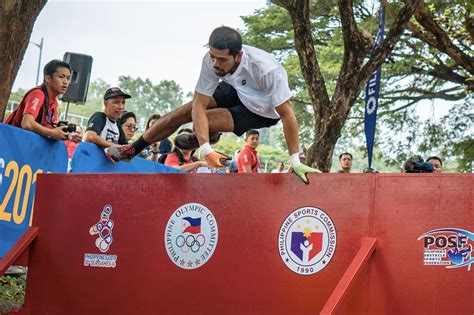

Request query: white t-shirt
[
  {"left": 99, "top": 118, "right": 121, "bottom": 143},
  {"left": 195, "top": 45, "right": 292, "bottom": 119}
]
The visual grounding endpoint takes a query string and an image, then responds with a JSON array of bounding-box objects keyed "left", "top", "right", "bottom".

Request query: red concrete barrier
[{"left": 21, "top": 173, "right": 473, "bottom": 314}]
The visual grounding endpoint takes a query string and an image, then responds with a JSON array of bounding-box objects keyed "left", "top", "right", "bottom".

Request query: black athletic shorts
[{"left": 212, "top": 82, "right": 280, "bottom": 136}]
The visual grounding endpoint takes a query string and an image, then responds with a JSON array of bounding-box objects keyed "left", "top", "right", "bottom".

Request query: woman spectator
[{"left": 118, "top": 111, "right": 136, "bottom": 142}]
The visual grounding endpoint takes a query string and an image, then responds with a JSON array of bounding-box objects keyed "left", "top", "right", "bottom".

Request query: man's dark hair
[
  {"left": 118, "top": 111, "right": 136, "bottom": 125},
  {"left": 426, "top": 156, "right": 443, "bottom": 166},
  {"left": 245, "top": 129, "right": 259, "bottom": 139},
  {"left": 146, "top": 114, "right": 161, "bottom": 130},
  {"left": 339, "top": 152, "right": 353, "bottom": 160},
  {"left": 43, "top": 59, "right": 71, "bottom": 78},
  {"left": 209, "top": 26, "right": 242, "bottom": 56}
]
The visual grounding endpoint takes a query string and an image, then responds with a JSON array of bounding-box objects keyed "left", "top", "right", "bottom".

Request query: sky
[
  {"left": 13, "top": 0, "right": 268, "bottom": 97},
  {"left": 12, "top": 0, "right": 455, "bottom": 124}
]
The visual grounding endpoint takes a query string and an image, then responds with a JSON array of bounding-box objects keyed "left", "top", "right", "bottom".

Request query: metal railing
[
  {"left": 59, "top": 112, "right": 89, "bottom": 129},
  {"left": 5, "top": 100, "right": 19, "bottom": 115}
]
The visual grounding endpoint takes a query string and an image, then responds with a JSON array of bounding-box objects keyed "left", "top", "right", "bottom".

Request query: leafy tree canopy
[{"left": 240, "top": 0, "right": 472, "bottom": 172}]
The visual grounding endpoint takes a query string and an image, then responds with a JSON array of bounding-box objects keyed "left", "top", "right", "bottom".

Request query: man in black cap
[{"left": 83, "top": 87, "right": 132, "bottom": 148}]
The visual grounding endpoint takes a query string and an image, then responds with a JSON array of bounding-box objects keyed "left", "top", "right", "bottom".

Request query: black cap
[{"left": 104, "top": 87, "right": 131, "bottom": 100}]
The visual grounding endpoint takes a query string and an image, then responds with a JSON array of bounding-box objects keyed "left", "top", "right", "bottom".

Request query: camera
[
  {"left": 403, "top": 155, "right": 434, "bottom": 173},
  {"left": 54, "top": 121, "right": 77, "bottom": 133}
]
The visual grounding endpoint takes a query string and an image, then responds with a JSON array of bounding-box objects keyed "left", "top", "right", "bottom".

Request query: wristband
[
  {"left": 290, "top": 153, "right": 301, "bottom": 167},
  {"left": 152, "top": 150, "right": 159, "bottom": 154},
  {"left": 199, "top": 142, "right": 213, "bottom": 156}
]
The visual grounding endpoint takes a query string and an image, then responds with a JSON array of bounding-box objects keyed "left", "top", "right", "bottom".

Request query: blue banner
[
  {"left": 364, "top": 6, "right": 385, "bottom": 169},
  {"left": 0, "top": 124, "right": 68, "bottom": 257},
  {"left": 70, "top": 142, "right": 183, "bottom": 173},
  {"left": 0, "top": 124, "right": 182, "bottom": 258}
]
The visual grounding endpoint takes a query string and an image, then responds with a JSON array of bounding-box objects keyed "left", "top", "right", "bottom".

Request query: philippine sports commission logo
[
  {"left": 165, "top": 203, "right": 218, "bottom": 270},
  {"left": 418, "top": 228, "right": 473, "bottom": 271},
  {"left": 278, "top": 206, "right": 336, "bottom": 275}
]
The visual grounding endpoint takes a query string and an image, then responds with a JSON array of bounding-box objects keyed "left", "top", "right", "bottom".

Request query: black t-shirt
[{"left": 86, "top": 112, "right": 127, "bottom": 145}]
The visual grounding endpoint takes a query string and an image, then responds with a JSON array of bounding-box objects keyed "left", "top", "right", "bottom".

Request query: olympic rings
[{"left": 176, "top": 233, "right": 206, "bottom": 253}]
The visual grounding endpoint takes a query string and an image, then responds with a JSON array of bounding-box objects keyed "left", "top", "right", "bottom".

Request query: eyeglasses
[{"left": 124, "top": 124, "right": 136, "bottom": 131}]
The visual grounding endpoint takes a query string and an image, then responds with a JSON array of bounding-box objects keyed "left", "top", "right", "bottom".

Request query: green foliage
[
  {"left": 452, "top": 138, "right": 474, "bottom": 172},
  {"left": 241, "top": 0, "right": 472, "bottom": 172},
  {"left": 54, "top": 76, "right": 184, "bottom": 130},
  {"left": 257, "top": 143, "right": 291, "bottom": 172},
  {"left": 57, "top": 78, "right": 108, "bottom": 127},
  {"left": 8, "top": 89, "right": 28, "bottom": 102},
  {"left": 118, "top": 76, "right": 184, "bottom": 122},
  {"left": 0, "top": 276, "right": 25, "bottom": 303}
]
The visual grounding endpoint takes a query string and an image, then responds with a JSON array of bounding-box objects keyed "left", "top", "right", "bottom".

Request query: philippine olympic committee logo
[
  {"left": 278, "top": 206, "right": 336, "bottom": 275},
  {"left": 165, "top": 203, "right": 218, "bottom": 270},
  {"left": 418, "top": 228, "right": 473, "bottom": 271}
]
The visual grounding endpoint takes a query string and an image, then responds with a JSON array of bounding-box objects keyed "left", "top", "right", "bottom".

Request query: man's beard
[
  {"left": 213, "top": 60, "right": 240, "bottom": 77},
  {"left": 213, "top": 68, "right": 226, "bottom": 77}
]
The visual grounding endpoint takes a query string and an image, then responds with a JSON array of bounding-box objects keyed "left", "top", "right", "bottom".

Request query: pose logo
[{"left": 418, "top": 228, "right": 473, "bottom": 271}]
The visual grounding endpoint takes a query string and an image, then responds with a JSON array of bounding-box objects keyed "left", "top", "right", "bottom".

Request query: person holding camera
[
  {"left": 83, "top": 87, "right": 131, "bottom": 148},
  {"left": 403, "top": 155, "right": 435, "bottom": 173},
  {"left": 4, "top": 59, "right": 81, "bottom": 143}
]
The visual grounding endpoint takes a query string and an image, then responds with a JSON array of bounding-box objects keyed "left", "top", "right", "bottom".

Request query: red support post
[
  {"left": 0, "top": 227, "right": 38, "bottom": 276},
  {"left": 321, "top": 237, "right": 377, "bottom": 315}
]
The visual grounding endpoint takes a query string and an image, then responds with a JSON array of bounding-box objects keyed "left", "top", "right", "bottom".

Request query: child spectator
[
  {"left": 4, "top": 59, "right": 81, "bottom": 143},
  {"left": 161, "top": 128, "right": 207, "bottom": 172}
]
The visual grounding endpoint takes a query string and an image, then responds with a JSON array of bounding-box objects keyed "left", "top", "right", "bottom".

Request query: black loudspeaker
[{"left": 61, "top": 52, "right": 93, "bottom": 104}]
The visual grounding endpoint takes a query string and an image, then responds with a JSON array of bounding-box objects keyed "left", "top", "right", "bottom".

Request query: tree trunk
[{"left": 0, "top": 0, "right": 46, "bottom": 120}]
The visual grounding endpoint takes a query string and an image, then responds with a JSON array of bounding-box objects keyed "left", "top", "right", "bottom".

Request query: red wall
[{"left": 24, "top": 173, "right": 473, "bottom": 314}]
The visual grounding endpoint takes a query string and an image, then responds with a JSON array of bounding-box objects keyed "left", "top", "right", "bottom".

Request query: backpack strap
[
  {"left": 4, "top": 86, "right": 48, "bottom": 125},
  {"left": 157, "top": 152, "right": 171, "bottom": 164},
  {"left": 37, "top": 84, "right": 50, "bottom": 125},
  {"left": 251, "top": 151, "right": 258, "bottom": 170}
]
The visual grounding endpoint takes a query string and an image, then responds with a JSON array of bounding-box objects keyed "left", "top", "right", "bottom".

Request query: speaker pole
[{"left": 65, "top": 101, "right": 70, "bottom": 121}]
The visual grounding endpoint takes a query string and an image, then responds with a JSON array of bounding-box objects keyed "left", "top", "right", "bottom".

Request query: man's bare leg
[
  {"left": 105, "top": 100, "right": 234, "bottom": 162},
  {"left": 142, "top": 100, "right": 194, "bottom": 144},
  {"left": 142, "top": 99, "right": 232, "bottom": 143},
  {"left": 174, "top": 107, "right": 234, "bottom": 150}
]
